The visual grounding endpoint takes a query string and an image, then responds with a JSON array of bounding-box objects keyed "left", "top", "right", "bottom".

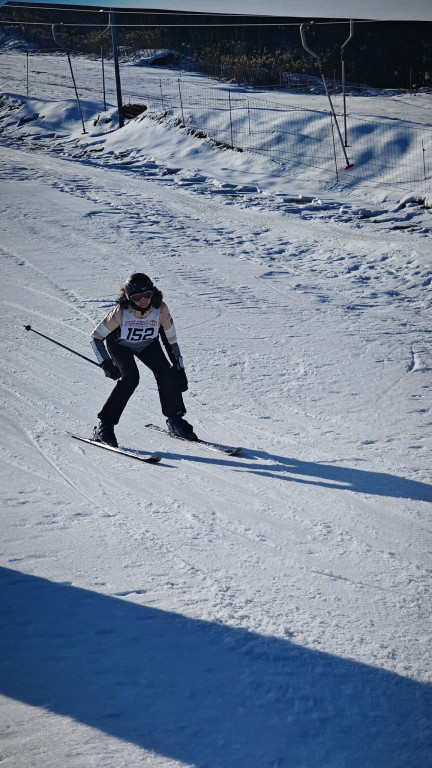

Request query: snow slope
[
  {"left": 1, "top": 51, "right": 431, "bottom": 199},
  {"left": 0, "top": 70, "right": 431, "bottom": 768}
]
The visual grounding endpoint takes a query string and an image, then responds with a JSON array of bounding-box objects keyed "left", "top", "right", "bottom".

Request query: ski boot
[
  {"left": 166, "top": 416, "right": 197, "bottom": 441},
  {"left": 93, "top": 420, "right": 118, "bottom": 448}
]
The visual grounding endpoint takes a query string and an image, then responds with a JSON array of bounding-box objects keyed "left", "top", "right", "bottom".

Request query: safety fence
[{"left": 1, "top": 49, "right": 431, "bottom": 191}]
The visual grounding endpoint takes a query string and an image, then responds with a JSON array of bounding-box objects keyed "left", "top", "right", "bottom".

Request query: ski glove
[
  {"left": 101, "top": 358, "right": 121, "bottom": 380},
  {"left": 170, "top": 342, "right": 188, "bottom": 392}
]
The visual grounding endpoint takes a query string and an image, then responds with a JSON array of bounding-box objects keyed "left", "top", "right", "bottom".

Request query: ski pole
[{"left": 24, "top": 325, "right": 99, "bottom": 367}]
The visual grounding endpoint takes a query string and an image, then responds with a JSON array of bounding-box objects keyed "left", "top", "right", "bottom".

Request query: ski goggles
[{"left": 129, "top": 290, "right": 153, "bottom": 307}]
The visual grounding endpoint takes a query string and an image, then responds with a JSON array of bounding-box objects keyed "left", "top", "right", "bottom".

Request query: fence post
[
  {"left": 51, "top": 25, "right": 87, "bottom": 135},
  {"left": 100, "top": 40, "right": 107, "bottom": 112},
  {"left": 159, "top": 79, "right": 165, "bottom": 111},
  {"left": 67, "top": 51, "right": 87, "bottom": 134},
  {"left": 96, "top": 20, "right": 110, "bottom": 114},
  {"left": 330, "top": 114, "right": 339, "bottom": 182},
  {"left": 100, "top": 38, "right": 107, "bottom": 112},
  {"left": 228, "top": 90, "right": 234, "bottom": 148},
  {"left": 110, "top": 9, "right": 124, "bottom": 128},
  {"left": 177, "top": 79, "right": 185, "bottom": 123},
  {"left": 26, "top": 52, "right": 29, "bottom": 97}
]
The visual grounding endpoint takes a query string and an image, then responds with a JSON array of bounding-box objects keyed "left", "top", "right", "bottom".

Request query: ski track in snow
[{"left": 0, "top": 104, "right": 431, "bottom": 768}]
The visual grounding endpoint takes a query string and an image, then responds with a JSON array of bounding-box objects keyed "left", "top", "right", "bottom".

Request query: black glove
[
  {"left": 170, "top": 343, "right": 188, "bottom": 392},
  {"left": 172, "top": 366, "right": 189, "bottom": 392},
  {"left": 101, "top": 358, "right": 121, "bottom": 380}
]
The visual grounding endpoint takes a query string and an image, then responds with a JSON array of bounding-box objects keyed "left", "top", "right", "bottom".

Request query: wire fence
[{"left": 1, "top": 49, "right": 431, "bottom": 191}]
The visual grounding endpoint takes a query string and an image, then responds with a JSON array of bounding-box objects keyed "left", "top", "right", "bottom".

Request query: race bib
[{"left": 120, "top": 307, "right": 160, "bottom": 344}]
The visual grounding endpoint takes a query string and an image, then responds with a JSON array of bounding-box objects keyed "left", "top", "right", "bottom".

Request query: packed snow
[{"left": 0, "top": 53, "right": 431, "bottom": 768}]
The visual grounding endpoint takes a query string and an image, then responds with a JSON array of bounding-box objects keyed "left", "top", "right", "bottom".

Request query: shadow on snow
[
  {"left": 1, "top": 567, "right": 431, "bottom": 767},
  {"left": 244, "top": 450, "right": 432, "bottom": 502},
  {"left": 155, "top": 448, "right": 432, "bottom": 503}
]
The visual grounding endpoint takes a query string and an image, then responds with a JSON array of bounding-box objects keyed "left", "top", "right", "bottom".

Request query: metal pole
[
  {"left": 177, "top": 78, "right": 185, "bottom": 123},
  {"left": 66, "top": 51, "right": 87, "bottom": 134},
  {"left": 159, "top": 78, "right": 164, "bottom": 111},
  {"left": 97, "top": 16, "right": 110, "bottom": 114},
  {"left": 300, "top": 22, "right": 354, "bottom": 169},
  {"left": 228, "top": 90, "right": 234, "bottom": 148},
  {"left": 26, "top": 51, "right": 29, "bottom": 97},
  {"left": 101, "top": 39, "right": 107, "bottom": 112},
  {"left": 51, "top": 24, "right": 87, "bottom": 134},
  {"left": 110, "top": 10, "right": 124, "bottom": 128},
  {"left": 341, "top": 20, "right": 354, "bottom": 146},
  {"left": 23, "top": 325, "right": 99, "bottom": 367},
  {"left": 330, "top": 114, "right": 339, "bottom": 182}
]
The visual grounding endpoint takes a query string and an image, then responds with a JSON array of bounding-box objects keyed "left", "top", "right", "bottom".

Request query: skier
[{"left": 90, "top": 272, "right": 196, "bottom": 447}]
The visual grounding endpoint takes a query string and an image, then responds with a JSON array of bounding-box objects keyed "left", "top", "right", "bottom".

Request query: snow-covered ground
[
  {"left": 2, "top": 48, "right": 432, "bottom": 194},
  {"left": 0, "top": 56, "right": 431, "bottom": 768}
]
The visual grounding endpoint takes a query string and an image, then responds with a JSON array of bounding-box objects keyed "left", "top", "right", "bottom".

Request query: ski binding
[{"left": 144, "top": 423, "right": 241, "bottom": 456}]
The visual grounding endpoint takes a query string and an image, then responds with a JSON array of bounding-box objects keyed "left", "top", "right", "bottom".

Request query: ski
[
  {"left": 67, "top": 433, "right": 162, "bottom": 463},
  {"left": 144, "top": 423, "right": 241, "bottom": 456}
]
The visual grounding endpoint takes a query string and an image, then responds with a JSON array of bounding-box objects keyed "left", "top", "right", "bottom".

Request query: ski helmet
[
  {"left": 124, "top": 273, "right": 154, "bottom": 299},
  {"left": 124, "top": 273, "right": 155, "bottom": 311}
]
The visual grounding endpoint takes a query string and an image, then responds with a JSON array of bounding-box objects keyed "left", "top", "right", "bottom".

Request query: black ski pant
[{"left": 97, "top": 339, "right": 186, "bottom": 425}]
